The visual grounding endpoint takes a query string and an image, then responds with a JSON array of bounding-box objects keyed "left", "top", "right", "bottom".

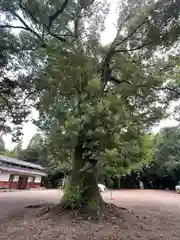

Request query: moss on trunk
[
  {"left": 60, "top": 151, "right": 105, "bottom": 216},
  {"left": 60, "top": 120, "right": 105, "bottom": 216},
  {"left": 61, "top": 178, "right": 104, "bottom": 216}
]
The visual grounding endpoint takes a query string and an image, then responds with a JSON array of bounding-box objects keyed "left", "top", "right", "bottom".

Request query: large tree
[{"left": 1, "top": 0, "right": 180, "bottom": 215}]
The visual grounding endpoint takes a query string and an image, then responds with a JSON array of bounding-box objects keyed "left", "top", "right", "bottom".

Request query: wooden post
[{"left": 110, "top": 189, "right": 113, "bottom": 200}]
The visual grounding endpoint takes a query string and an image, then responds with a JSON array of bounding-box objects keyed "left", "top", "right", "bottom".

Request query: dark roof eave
[
  {"left": 0, "top": 166, "right": 47, "bottom": 177},
  {"left": 0, "top": 155, "right": 44, "bottom": 170}
]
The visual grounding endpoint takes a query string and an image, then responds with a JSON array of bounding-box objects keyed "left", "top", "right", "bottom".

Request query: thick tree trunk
[{"left": 61, "top": 140, "right": 104, "bottom": 216}]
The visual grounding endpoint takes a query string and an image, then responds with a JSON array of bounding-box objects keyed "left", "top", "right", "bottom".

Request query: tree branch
[
  {"left": 110, "top": 76, "right": 131, "bottom": 85},
  {"left": 154, "top": 86, "right": 180, "bottom": 96},
  {"left": 0, "top": 25, "right": 27, "bottom": 30},
  {"left": 115, "top": 41, "right": 152, "bottom": 53},
  {"left": 101, "top": 17, "right": 148, "bottom": 88},
  {"left": 114, "top": 17, "right": 148, "bottom": 49},
  {"left": 159, "top": 65, "right": 175, "bottom": 73},
  {"left": 0, "top": 94, "right": 13, "bottom": 114},
  {"left": 2, "top": 0, "right": 72, "bottom": 44},
  {"left": 12, "top": 11, "right": 42, "bottom": 40},
  {"left": 48, "top": 0, "right": 69, "bottom": 29},
  {"left": 19, "top": 0, "right": 39, "bottom": 25},
  {"left": 47, "top": 31, "right": 67, "bottom": 42},
  {"left": 79, "top": 0, "right": 96, "bottom": 9},
  {"left": 18, "top": 0, "right": 68, "bottom": 42}
]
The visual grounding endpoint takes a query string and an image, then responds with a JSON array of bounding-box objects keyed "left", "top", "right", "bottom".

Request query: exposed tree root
[
  {"left": 38, "top": 205, "right": 53, "bottom": 216},
  {"left": 25, "top": 203, "right": 50, "bottom": 209},
  {"left": 101, "top": 203, "right": 136, "bottom": 224},
  {"left": 33, "top": 202, "right": 139, "bottom": 223}
]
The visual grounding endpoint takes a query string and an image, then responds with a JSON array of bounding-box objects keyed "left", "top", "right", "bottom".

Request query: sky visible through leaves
[{"left": 2, "top": 0, "right": 178, "bottom": 150}]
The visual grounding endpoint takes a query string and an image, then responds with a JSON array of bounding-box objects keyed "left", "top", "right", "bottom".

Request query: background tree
[
  {"left": 0, "top": 136, "right": 17, "bottom": 157},
  {"left": 15, "top": 133, "right": 49, "bottom": 166},
  {"left": 140, "top": 127, "right": 180, "bottom": 189},
  {"left": 0, "top": 137, "right": 5, "bottom": 153},
  {"left": 1, "top": 0, "right": 180, "bottom": 215}
]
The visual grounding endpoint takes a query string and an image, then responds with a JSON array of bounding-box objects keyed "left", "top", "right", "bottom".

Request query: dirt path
[
  {"left": 0, "top": 189, "right": 180, "bottom": 239},
  {"left": 0, "top": 190, "right": 62, "bottom": 223}
]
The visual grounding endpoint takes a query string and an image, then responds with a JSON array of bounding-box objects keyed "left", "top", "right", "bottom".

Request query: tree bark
[
  {"left": 61, "top": 138, "right": 104, "bottom": 216},
  {"left": 117, "top": 177, "right": 121, "bottom": 189}
]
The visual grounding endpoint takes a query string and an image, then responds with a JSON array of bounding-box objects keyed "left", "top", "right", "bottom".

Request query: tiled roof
[
  {"left": 0, "top": 155, "right": 44, "bottom": 170},
  {"left": 0, "top": 166, "right": 47, "bottom": 176}
]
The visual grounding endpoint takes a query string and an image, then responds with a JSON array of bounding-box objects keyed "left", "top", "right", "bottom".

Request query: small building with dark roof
[{"left": 0, "top": 155, "right": 46, "bottom": 189}]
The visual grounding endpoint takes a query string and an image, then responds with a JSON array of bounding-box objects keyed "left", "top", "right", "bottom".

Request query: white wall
[
  {"left": 13, "top": 176, "right": 19, "bottom": 182},
  {"left": 0, "top": 172, "right": 10, "bottom": 181},
  {"left": 35, "top": 176, "right": 42, "bottom": 183},
  {"left": 28, "top": 176, "right": 33, "bottom": 182}
]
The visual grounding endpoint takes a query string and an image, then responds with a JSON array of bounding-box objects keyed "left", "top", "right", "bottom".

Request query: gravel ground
[{"left": 0, "top": 189, "right": 180, "bottom": 240}]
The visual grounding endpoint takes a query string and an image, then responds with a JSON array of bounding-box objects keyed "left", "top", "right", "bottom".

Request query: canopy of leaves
[
  {"left": 1, "top": 0, "right": 180, "bottom": 180},
  {"left": 0, "top": 27, "right": 31, "bottom": 138}
]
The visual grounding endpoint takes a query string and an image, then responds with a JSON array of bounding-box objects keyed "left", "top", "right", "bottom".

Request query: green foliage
[
  {"left": 129, "top": 126, "right": 180, "bottom": 189},
  {"left": 152, "top": 127, "right": 180, "bottom": 179},
  {"left": 0, "top": 137, "right": 5, "bottom": 153},
  {"left": 0, "top": 137, "right": 18, "bottom": 158},
  {"left": 0, "top": 27, "right": 31, "bottom": 138},
  {"left": 16, "top": 133, "right": 49, "bottom": 166},
  {"left": 61, "top": 181, "right": 82, "bottom": 209},
  {"left": 134, "top": 134, "right": 154, "bottom": 171}
]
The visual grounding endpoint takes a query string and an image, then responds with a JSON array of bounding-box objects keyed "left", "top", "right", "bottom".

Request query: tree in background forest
[
  {"left": 0, "top": 137, "right": 5, "bottom": 153},
  {"left": 16, "top": 133, "right": 49, "bottom": 166},
  {"left": 98, "top": 133, "right": 154, "bottom": 189},
  {"left": 1, "top": 0, "right": 180, "bottom": 215},
  {"left": 140, "top": 126, "right": 180, "bottom": 189},
  {"left": 0, "top": 133, "right": 49, "bottom": 166},
  {"left": 0, "top": 137, "right": 17, "bottom": 157}
]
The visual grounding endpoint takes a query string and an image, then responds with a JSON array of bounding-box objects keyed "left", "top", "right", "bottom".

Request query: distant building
[{"left": 0, "top": 155, "right": 46, "bottom": 189}]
